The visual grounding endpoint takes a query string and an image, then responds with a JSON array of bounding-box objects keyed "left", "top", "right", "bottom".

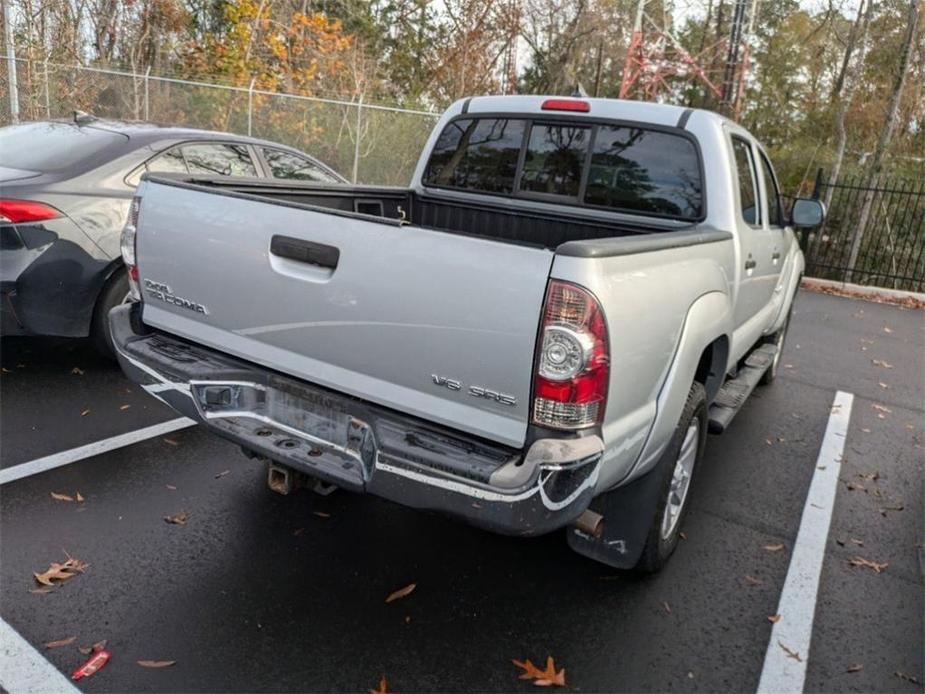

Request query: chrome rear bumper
[{"left": 110, "top": 304, "right": 603, "bottom": 536}]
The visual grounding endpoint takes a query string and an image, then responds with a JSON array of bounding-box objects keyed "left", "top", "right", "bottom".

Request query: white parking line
[
  {"left": 0, "top": 417, "right": 195, "bottom": 485},
  {"left": 0, "top": 618, "right": 80, "bottom": 693},
  {"left": 757, "top": 390, "right": 854, "bottom": 694}
]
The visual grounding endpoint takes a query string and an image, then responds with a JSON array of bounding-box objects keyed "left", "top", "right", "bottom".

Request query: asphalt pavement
[{"left": 0, "top": 289, "right": 922, "bottom": 693}]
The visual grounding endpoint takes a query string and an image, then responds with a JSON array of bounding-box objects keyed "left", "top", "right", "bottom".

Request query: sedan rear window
[{"left": 0, "top": 122, "right": 125, "bottom": 173}]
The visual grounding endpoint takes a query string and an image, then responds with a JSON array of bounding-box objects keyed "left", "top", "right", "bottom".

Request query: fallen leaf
[
  {"left": 848, "top": 556, "right": 888, "bottom": 573},
  {"left": 871, "top": 359, "right": 894, "bottom": 369},
  {"left": 163, "top": 512, "right": 189, "bottom": 525},
  {"left": 137, "top": 660, "right": 176, "bottom": 668},
  {"left": 512, "top": 656, "right": 566, "bottom": 687},
  {"left": 879, "top": 505, "right": 904, "bottom": 516},
  {"left": 850, "top": 538, "right": 864, "bottom": 546},
  {"left": 30, "top": 587, "right": 55, "bottom": 594},
  {"left": 763, "top": 543, "right": 785, "bottom": 552},
  {"left": 214, "top": 470, "right": 230, "bottom": 479},
  {"left": 292, "top": 527, "right": 305, "bottom": 536},
  {"left": 679, "top": 532, "right": 688, "bottom": 540},
  {"left": 882, "top": 326, "right": 893, "bottom": 334},
  {"left": 662, "top": 601, "right": 671, "bottom": 614},
  {"left": 76, "top": 492, "right": 85, "bottom": 503},
  {"left": 165, "top": 484, "right": 177, "bottom": 490},
  {"left": 71, "top": 367, "right": 84, "bottom": 375},
  {"left": 33, "top": 553, "right": 88, "bottom": 586},
  {"left": 894, "top": 671, "right": 921, "bottom": 685},
  {"left": 163, "top": 438, "right": 179, "bottom": 446},
  {"left": 313, "top": 511, "right": 331, "bottom": 519},
  {"left": 44, "top": 636, "right": 76, "bottom": 649},
  {"left": 385, "top": 583, "right": 416, "bottom": 603},
  {"left": 50, "top": 492, "right": 74, "bottom": 502},
  {"left": 768, "top": 614, "right": 781, "bottom": 623},
  {"left": 369, "top": 675, "right": 387, "bottom": 694},
  {"left": 878, "top": 382, "right": 890, "bottom": 389},
  {"left": 872, "top": 404, "right": 892, "bottom": 414},
  {"left": 857, "top": 472, "right": 879, "bottom": 482},
  {"left": 846, "top": 664, "right": 864, "bottom": 673},
  {"left": 778, "top": 641, "right": 802, "bottom": 662},
  {"left": 119, "top": 405, "right": 131, "bottom": 411},
  {"left": 1, "top": 367, "right": 11, "bottom": 373},
  {"left": 72, "top": 649, "right": 111, "bottom": 680},
  {"left": 80, "top": 409, "right": 91, "bottom": 417},
  {"left": 745, "top": 575, "right": 763, "bottom": 586}
]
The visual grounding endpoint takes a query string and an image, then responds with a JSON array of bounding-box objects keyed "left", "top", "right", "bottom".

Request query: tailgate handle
[{"left": 271, "top": 235, "right": 339, "bottom": 270}]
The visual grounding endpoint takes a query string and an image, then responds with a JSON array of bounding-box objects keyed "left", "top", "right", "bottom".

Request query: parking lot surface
[{"left": 1, "top": 289, "right": 922, "bottom": 693}]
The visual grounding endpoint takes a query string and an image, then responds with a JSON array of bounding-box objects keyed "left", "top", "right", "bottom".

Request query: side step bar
[{"left": 708, "top": 343, "right": 778, "bottom": 434}]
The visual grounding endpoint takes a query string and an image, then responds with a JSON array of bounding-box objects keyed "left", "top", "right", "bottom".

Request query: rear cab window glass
[
  {"left": 423, "top": 118, "right": 526, "bottom": 193},
  {"left": 519, "top": 123, "right": 590, "bottom": 198},
  {"left": 732, "top": 137, "right": 760, "bottom": 226},
  {"left": 183, "top": 143, "right": 257, "bottom": 177},
  {"left": 262, "top": 148, "right": 340, "bottom": 182},
  {"left": 585, "top": 126, "right": 702, "bottom": 218},
  {"left": 423, "top": 116, "right": 703, "bottom": 221}
]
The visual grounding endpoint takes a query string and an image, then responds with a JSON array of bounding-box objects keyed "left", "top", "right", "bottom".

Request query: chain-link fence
[{"left": 0, "top": 58, "right": 439, "bottom": 185}]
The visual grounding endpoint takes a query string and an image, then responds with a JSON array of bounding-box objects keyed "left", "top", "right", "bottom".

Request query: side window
[
  {"left": 758, "top": 151, "right": 782, "bottom": 227},
  {"left": 182, "top": 143, "right": 257, "bottom": 177},
  {"left": 732, "top": 137, "right": 760, "bottom": 226},
  {"left": 262, "top": 148, "right": 339, "bottom": 182},
  {"left": 146, "top": 148, "right": 188, "bottom": 174},
  {"left": 423, "top": 118, "right": 526, "bottom": 193},
  {"left": 519, "top": 123, "right": 590, "bottom": 198}
]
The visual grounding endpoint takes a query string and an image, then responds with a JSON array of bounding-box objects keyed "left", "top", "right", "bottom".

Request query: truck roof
[{"left": 456, "top": 95, "right": 721, "bottom": 129}]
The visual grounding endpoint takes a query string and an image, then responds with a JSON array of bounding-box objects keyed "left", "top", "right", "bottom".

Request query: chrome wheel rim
[{"left": 661, "top": 421, "right": 699, "bottom": 540}]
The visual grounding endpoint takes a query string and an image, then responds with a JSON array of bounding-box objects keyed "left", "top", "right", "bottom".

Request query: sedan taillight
[
  {"left": 0, "top": 200, "right": 61, "bottom": 223},
  {"left": 121, "top": 196, "right": 142, "bottom": 300},
  {"left": 532, "top": 280, "right": 609, "bottom": 429}
]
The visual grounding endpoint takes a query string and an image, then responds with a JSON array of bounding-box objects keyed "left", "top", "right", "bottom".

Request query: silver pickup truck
[{"left": 111, "top": 95, "right": 824, "bottom": 571}]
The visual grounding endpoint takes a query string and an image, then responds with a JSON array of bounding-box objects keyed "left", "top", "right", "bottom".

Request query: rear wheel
[
  {"left": 635, "top": 381, "right": 707, "bottom": 573},
  {"left": 91, "top": 268, "right": 131, "bottom": 358}
]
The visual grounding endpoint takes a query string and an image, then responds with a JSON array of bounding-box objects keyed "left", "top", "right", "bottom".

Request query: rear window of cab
[{"left": 422, "top": 116, "right": 703, "bottom": 221}]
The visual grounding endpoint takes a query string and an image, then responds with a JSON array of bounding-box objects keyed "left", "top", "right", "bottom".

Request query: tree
[{"left": 846, "top": 0, "right": 920, "bottom": 282}]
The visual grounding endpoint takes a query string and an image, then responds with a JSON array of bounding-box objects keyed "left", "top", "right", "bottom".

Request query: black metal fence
[{"left": 800, "top": 170, "right": 925, "bottom": 292}]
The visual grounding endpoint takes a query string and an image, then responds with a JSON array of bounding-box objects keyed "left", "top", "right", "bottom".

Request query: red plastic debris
[{"left": 71, "top": 649, "right": 111, "bottom": 680}]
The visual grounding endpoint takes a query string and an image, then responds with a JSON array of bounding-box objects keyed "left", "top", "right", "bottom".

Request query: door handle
[
  {"left": 271, "top": 235, "right": 339, "bottom": 270},
  {"left": 744, "top": 257, "right": 757, "bottom": 270}
]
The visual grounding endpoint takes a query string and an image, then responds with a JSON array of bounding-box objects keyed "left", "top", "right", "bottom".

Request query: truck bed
[{"left": 171, "top": 176, "right": 671, "bottom": 249}]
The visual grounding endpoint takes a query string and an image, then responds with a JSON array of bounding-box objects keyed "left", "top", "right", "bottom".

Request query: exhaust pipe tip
[{"left": 574, "top": 509, "right": 604, "bottom": 538}]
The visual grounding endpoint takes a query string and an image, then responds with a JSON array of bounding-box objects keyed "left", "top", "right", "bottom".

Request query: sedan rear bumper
[{"left": 110, "top": 304, "right": 603, "bottom": 536}]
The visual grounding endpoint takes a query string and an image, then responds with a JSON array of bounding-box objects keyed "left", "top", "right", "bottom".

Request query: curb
[{"left": 801, "top": 277, "right": 925, "bottom": 309}]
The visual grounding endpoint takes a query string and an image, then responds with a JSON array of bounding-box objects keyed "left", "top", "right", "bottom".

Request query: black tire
[
  {"left": 91, "top": 268, "right": 130, "bottom": 358},
  {"left": 635, "top": 381, "right": 707, "bottom": 573},
  {"left": 759, "top": 303, "right": 793, "bottom": 386}
]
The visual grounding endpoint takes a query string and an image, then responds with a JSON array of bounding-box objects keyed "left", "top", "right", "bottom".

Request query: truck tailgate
[{"left": 135, "top": 180, "right": 554, "bottom": 447}]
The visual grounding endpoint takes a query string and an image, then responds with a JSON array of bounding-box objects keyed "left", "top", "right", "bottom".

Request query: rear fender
[{"left": 621, "top": 291, "right": 731, "bottom": 484}]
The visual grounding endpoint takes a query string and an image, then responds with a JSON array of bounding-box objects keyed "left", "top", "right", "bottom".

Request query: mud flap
[{"left": 566, "top": 457, "right": 667, "bottom": 570}]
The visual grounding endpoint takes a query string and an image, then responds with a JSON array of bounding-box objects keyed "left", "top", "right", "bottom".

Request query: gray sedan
[{"left": 0, "top": 116, "right": 345, "bottom": 355}]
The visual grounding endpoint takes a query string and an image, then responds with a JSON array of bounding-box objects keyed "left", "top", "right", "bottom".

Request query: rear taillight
[
  {"left": 0, "top": 200, "right": 61, "bottom": 223},
  {"left": 532, "top": 280, "right": 609, "bottom": 429},
  {"left": 121, "top": 196, "right": 142, "bottom": 300}
]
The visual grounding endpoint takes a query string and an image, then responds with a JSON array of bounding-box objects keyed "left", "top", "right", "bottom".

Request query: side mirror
[{"left": 790, "top": 198, "right": 825, "bottom": 229}]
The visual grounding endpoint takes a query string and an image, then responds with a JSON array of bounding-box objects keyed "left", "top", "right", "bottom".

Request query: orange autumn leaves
[{"left": 513, "top": 656, "right": 567, "bottom": 687}]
